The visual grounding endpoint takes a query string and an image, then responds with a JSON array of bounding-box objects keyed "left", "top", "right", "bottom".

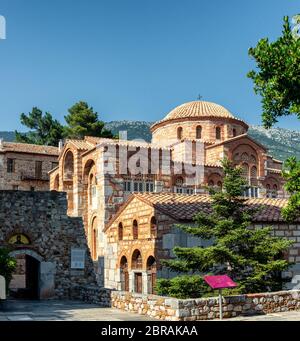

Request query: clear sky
[{"left": 0, "top": 0, "right": 299, "bottom": 132}]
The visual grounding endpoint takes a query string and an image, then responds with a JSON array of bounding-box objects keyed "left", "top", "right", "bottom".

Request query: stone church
[{"left": 49, "top": 100, "right": 291, "bottom": 292}]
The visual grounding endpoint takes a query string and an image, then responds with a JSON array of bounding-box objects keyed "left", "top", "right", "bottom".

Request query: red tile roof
[
  {"left": 0, "top": 141, "right": 59, "bottom": 156},
  {"left": 106, "top": 193, "right": 292, "bottom": 228}
]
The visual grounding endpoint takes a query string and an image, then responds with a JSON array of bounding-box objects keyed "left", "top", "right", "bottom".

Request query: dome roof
[{"left": 162, "top": 101, "right": 235, "bottom": 121}]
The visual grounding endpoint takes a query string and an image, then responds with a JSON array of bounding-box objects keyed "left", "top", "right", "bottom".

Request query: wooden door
[{"left": 134, "top": 273, "right": 143, "bottom": 293}]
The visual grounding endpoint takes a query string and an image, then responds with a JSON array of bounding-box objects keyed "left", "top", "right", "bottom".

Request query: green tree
[
  {"left": 156, "top": 159, "right": 292, "bottom": 299},
  {"left": 282, "top": 157, "right": 300, "bottom": 221},
  {"left": 15, "top": 107, "right": 64, "bottom": 146},
  {"left": 248, "top": 15, "right": 300, "bottom": 221},
  {"left": 0, "top": 248, "right": 16, "bottom": 290},
  {"left": 64, "top": 101, "right": 114, "bottom": 139},
  {"left": 248, "top": 16, "right": 300, "bottom": 129}
]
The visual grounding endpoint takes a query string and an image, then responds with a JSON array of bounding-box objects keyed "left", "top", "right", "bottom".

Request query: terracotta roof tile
[
  {"left": 134, "top": 193, "right": 293, "bottom": 223},
  {"left": 0, "top": 141, "right": 59, "bottom": 156},
  {"left": 151, "top": 101, "right": 247, "bottom": 130}
]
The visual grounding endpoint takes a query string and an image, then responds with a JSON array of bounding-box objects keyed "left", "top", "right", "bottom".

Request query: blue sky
[{"left": 0, "top": 0, "right": 299, "bottom": 131}]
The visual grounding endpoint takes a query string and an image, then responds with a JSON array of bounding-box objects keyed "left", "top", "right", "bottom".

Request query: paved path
[
  {"left": 2, "top": 300, "right": 300, "bottom": 321},
  {"left": 0, "top": 300, "right": 152, "bottom": 321},
  {"left": 228, "top": 310, "right": 300, "bottom": 321}
]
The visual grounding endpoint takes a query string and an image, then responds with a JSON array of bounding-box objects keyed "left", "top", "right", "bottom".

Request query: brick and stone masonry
[{"left": 0, "top": 190, "right": 96, "bottom": 299}]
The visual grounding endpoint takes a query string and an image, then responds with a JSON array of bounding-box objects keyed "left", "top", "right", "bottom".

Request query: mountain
[
  {"left": 247, "top": 126, "right": 300, "bottom": 161},
  {"left": 0, "top": 131, "right": 15, "bottom": 141},
  {"left": 1, "top": 122, "right": 300, "bottom": 161},
  {"left": 105, "top": 121, "right": 153, "bottom": 142}
]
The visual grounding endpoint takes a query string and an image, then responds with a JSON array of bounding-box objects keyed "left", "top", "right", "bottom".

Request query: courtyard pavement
[
  {"left": 1, "top": 300, "right": 300, "bottom": 321},
  {"left": 0, "top": 299, "right": 152, "bottom": 321}
]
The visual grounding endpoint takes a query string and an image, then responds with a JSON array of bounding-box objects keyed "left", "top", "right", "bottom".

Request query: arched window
[
  {"left": 120, "top": 256, "right": 129, "bottom": 291},
  {"left": 118, "top": 222, "right": 124, "bottom": 241},
  {"left": 91, "top": 217, "right": 98, "bottom": 260},
  {"left": 272, "top": 184, "right": 278, "bottom": 198},
  {"left": 241, "top": 152, "right": 249, "bottom": 161},
  {"left": 233, "top": 153, "right": 239, "bottom": 161},
  {"left": 53, "top": 174, "right": 59, "bottom": 191},
  {"left": 132, "top": 220, "right": 138, "bottom": 240},
  {"left": 241, "top": 163, "right": 249, "bottom": 178},
  {"left": 250, "top": 166, "right": 257, "bottom": 178},
  {"left": 233, "top": 128, "right": 237, "bottom": 137},
  {"left": 217, "top": 181, "right": 222, "bottom": 188},
  {"left": 132, "top": 250, "right": 142, "bottom": 269},
  {"left": 216, "top": 127, "right": 221, "bottom": 140},
  {"left": 177, "top": 127, "right": 183, "bottom": 140},
  {"left": 150, "top": 216, "right": 157, "bottom": 238},
  {"left": 63, "top": 151, "right": 74, "bottom": 180},
  {"left": 89, "top": 174, "right": 95, "bottom": 205},
  {"left": 208, "top": 180, "right": 214, "bottom": 187},
  {"left": 146, "top": 256, "right": 157, "bottom": 294},
  {"left": 196, "top": 125, "right": 202, "bottom": 139},
  {"left": 250, "top": 155, "right": 257, "bottom": 164}
]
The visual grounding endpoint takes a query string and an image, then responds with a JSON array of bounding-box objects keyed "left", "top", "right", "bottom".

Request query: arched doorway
[
  {"left": 9, "top": 249, "right": 43, "bottom": 300},
  {"left": 146, "top": 256, "right": 156, "bottom": 294},
  {"left": 120, "top": 256, "right": 129, "bottom": 291},
  {"left": 132, "top": 249, "right": 143, "bottom": 293}
]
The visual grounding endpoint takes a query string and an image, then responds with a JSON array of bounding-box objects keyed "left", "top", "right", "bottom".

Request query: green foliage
[
  {"left": 248, "top": 16, "right": 300, "bottom": 128},
  {"left": 64, "top": 101, "right": 114, "bottom": 139},
  {"left": 15, "top": 107, "right": 64, "bottom": 146},
  {"left": 0, "top": 248, "right": 16, "bottom": 289},
  {"left": 282, "top": 157, "right": 300, "bottom": 221},
  {"left": 156, "top": 159, "right": 292, "bottom": 298},
  {"left": 155, "top": 275, "right": 211, "bottom": 299}
]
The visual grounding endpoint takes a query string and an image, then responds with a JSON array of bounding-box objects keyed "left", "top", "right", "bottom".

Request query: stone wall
[
  {"left": 0, "top": 151, "right": 58, "bottom": 191},
  {"left": 71, "top": 286, "right": 300, "bottom": 321},
  {"left": 111, "top": 290, "right": 300, "bottom": 321},
  {"left": 0, "top": 190, "right": 96, "bottom": 299}
]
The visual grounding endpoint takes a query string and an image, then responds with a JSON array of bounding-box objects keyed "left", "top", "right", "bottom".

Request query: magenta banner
[{"left": 204, "top": 275, "right": 237, "bottom": 290}]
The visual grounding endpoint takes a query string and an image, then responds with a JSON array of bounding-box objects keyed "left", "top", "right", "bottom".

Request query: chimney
[{"left": 58, "top": 139, "right": 63, "bottom": 152}]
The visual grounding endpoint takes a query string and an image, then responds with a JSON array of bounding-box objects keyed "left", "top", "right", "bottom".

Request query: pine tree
[
  {"left": 15, "top": 107, "right": 64, "bottom": 146},
  {"left": 156, "top": 159, "right": 292, "bottom": 298},
  {"left": 64, "top": 101, "right": 114, "bottom": 139}
]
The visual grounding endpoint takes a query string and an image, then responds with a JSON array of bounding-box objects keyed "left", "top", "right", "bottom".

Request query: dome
[{"left": 161, "top": 101, "right": 235, "bottom": 122}]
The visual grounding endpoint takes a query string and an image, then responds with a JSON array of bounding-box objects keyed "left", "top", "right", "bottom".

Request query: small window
[
  {"left": 118, "top": 222, "right": 124, "bottom": 241},
  {"left": 124, "top": 181, "right": 132, "bottom": 192},
  {"left": 51, "top": 162, "right": 58, "bottom": 169},
  {"left": 233, "top": 128, "right": 237, "bottom": 137},
  {"left": 133, "top": 220, "right": 138, "bottom": 240},
  {"left": 150, "top": 216, "right": 157, "bottom": 238},
  {"left": 196, "top": 126, "right": 202, "bottom": 139},
  {"left": 177, "top": 127, "right": 183, "bottom": 140},
  {"left": 208, "top": 180, "right": 214, "bottom": 187},
  {"left": 35, "top": 161, "right": 43, "bottom": 179},
  {"left": 30, "top": 186, "right": 35, "bottom": 191},
  {"left": 12, "top": 185, "right": 18, "bottom": 190},
  {"left": 186, "top": 188, "right": 195, "bottom": 195},
  {"left": 216, "top": 127, "right": 221, "bottom": 140},
  {"left": 145, "top": 182, "right": 154, "bottom": 192},
  {"left": 7, "top": 159, "right": 15, "bottom": 173}
]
